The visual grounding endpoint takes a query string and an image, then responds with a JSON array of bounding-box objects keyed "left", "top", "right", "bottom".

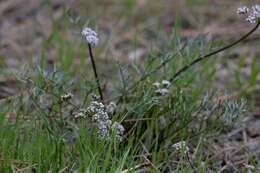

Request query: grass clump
[{"left": 0, "top": 4, "right": 259, "bottom": 173}]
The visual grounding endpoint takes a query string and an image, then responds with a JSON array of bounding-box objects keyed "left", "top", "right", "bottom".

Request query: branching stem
[{"left": 169, "top": 21, "right": 260, "bottom": 82}]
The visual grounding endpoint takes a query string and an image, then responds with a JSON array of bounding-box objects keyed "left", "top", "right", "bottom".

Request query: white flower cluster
[
  {"left": 111, "top": 122, "right": 125, "bottom": 142},
  {"left": 87, "top": 101, "right": 110, "bottom": 138},
  {"left": 74, "top": 109, "right": 88, "bottom": 119},
  {"left": 86, "top": 100, "right": 124, "bottom": 141},
  {"left": 61, "top": 92, "right": 73, "bottom": 102},
  {"left": 87, "top": 101, "right": 105, "bottom": 114},
  {"left": 237, "top": 5, "right": 260, "bottom": 24},
  {"left": 81, "top": 27, "right": 99, "bottom": 46},
  {"left": 237, "top": 6, "right": 249, "bottom": 15},
  {"left": 153, "top": 80, "right": 171, "bottom": 96},
  {"left": 106, "top": 102, "right": 117, "bottom": 116},
  {"left": 172, "top": 141, "right": 189, "bottom": 154}
]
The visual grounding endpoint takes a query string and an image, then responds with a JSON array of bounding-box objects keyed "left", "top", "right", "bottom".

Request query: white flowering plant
[
  {"left": 0, "top": 3, "right": 259, "bottom": 173},
  {"left": 237, "top": 5, "right": 260, "bottom": 23}
]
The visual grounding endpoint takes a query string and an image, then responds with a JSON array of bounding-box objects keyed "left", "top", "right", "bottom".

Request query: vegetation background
[{"left": 0, "top": 0, "right": 259, "bottom": 172}]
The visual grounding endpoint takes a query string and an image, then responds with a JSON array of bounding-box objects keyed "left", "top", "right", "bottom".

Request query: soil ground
[{"left": 0, "top": 0, "right": 259, "bottom": 171}]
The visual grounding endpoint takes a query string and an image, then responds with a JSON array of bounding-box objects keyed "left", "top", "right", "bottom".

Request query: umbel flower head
[
  {"left": 84, "top": 98, "right": 124, "bottom": 141},
  {"left": 237, "top": 6, "right": 249, "bottom": 15},
  {"left": 237, "top": 4, "right": 260, "bottom": 24},
  {"left": 61, "top": 92, "right": 73, "bottom": 102},
  {"left": 152, "top": 80, "right": 171, "bottom": 96},
  {"left": 81, "top": 27, "right": 99, "bottom": 46}
]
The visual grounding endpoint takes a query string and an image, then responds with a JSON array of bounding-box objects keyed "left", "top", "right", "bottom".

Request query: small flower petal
[
  {"left": 81, "top": 27, "right": 99, "bottom": 46},
  {"left": 237, "top": 6, "right": 249, "bottom": 14},
  {"left": 162, "top": 80, "right": 171, "bottom": 88},
  {"left": 152, "top": 82, "right": 161, "bottom": 89}
]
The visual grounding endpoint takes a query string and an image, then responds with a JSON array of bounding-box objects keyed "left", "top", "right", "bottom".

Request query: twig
[
  {"left": 88, "top": 43, "right": 104, "bottom": 101},
  {"left": 168, "top": 21, "right": 260, "bottom": 82}
]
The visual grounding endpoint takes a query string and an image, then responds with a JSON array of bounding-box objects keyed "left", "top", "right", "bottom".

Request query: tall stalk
[
  {"left": 87, "top": 43, "right": 104, "bottom": 101},
  {"left": 168, "top": 21, "right": 260, "bottom": 82}
]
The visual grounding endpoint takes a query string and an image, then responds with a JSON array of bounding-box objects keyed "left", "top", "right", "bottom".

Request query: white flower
[
  {"left": 172, "top": 141, "right": 189, "bottom": 154},
  {"left": 246, "top": 5, "right": 260, "bottom": 23},
  {"left": 153, "top": 80, "right": 171, "bottom": 96},
  {"left": 61, "top": 92, "right": 73, "bottom": 102},
  {"left": 252, "top": 5, "right": 260, "bottom": 15},
  {"left": 92, "top": 111, "right": 109, "bottom": 122},
  {"left": 152, "top": 82, "right": 161, "bottom": 89},
  {"left": 237, "top": 6, "right": 249, "bottom": 14},
  {"left": 162, "top": 80, "right": 171, "bottom": 88},
  {"left": 81, "top": 27, "right": 99, "bottom": 46},
  {"left": 112, "top": 122, "right": 125, "bottom": 142},
  {"left": 246, "top": 15, "right": 256, "bottom": 23},
  {"left": 74, "top": 109, "right": 87, "bottom": 118},
  {"left": 112, "top": 122, "right": 125, "bottom": 135},
  {"left": 97, "top": 120, "right": 112, "bottom": 138},
  {"left": 85, "top": 99, "right": 124, "bottom": 141},
  {"left": 87, "top": 101, "right": 105, "bottom": 114},
  {"left": 106, "top": 102, "right": 117, "bottom": 116},
  {"left": 90, "top": 94, "right": 100, "bottom": 101},
  {"left": 155, "top": 88, "right": 169, "bottom": 96},
  {"left": 238, "top": 4, "right": 260, "bottom": 24}
]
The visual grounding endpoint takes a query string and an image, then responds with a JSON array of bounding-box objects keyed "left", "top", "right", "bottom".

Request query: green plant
[{"left": 0, "top": 3, "right": 259, "bottom": 173}]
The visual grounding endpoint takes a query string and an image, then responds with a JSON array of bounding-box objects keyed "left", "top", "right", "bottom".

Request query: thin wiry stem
[
  {"left": 127, "top": 43, "right": 187, "bottom": 93},
  {"left": 88, "top": 44, "right": 104, "bottom": 101},
  {"left": 169, "top": 21, "right": 260, "bottom": 82},
  {"left": 110, "top": 44, "right": 186, "bottom": 104}
]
